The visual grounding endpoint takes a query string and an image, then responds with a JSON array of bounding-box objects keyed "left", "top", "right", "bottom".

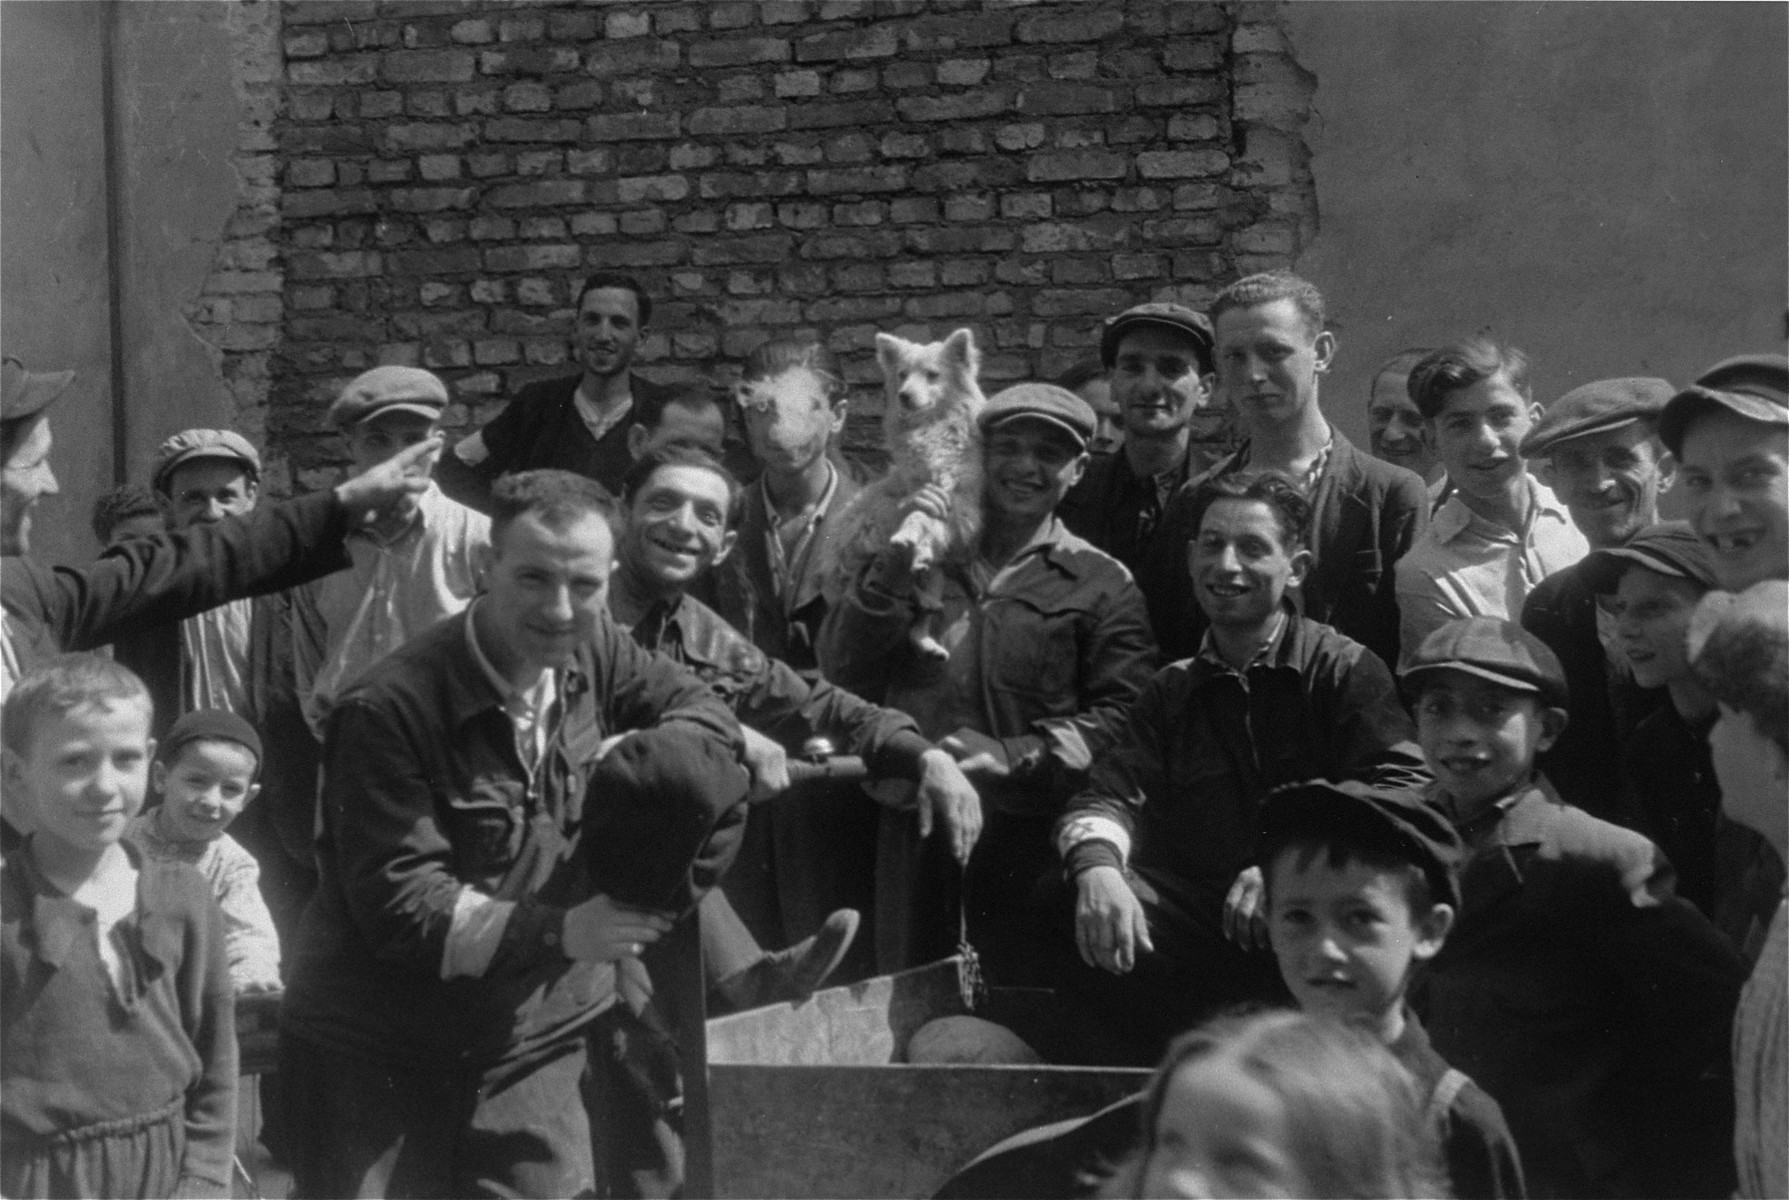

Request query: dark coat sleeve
[
  {"left": 1054, "top": 666, "right": 1176, "bottom": 873},
  {"left": 1369, "top": 464, "right": 1430, "bottom": 670},
  {"left": 1316, "top": 639, "right": 1432, "bottom": 793},
  {"left": 4, "top": 490, "right": 349, "bottom": 656},
  {"left": 733, "top": 655, "right": 933, "bottom": 781},
  {"left": 1443, "top": 1080, "right": 1528, "bottom": 1200},
  {"left": 434, "top": 393, "right": 542, "bottom": 514}
]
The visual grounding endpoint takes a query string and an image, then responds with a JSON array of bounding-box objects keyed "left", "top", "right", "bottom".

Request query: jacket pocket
[
  {"left": 984, "top": 596, "right": 1085, "bottom": 706},
  {"left": 444, "top": 778, "right": 524, "bottom": 882}
]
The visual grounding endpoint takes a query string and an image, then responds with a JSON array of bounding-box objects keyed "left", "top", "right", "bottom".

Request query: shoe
[{"left": 713, "top": 908, "right": 860, "bottom": 1012}]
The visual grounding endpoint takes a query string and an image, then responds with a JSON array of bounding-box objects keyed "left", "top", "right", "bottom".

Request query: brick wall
[{"left": 271, "top": 0, "right": 1315, "bottom": 483}]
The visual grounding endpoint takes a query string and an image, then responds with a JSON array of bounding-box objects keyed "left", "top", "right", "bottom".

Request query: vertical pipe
[{"left": 100, "top": 0, "right": 128, "bottom": 483}]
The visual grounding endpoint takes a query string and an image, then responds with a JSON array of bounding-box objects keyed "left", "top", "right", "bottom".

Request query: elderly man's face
[
  {"left": 1367, "top": 368, "right": 1438, "bottom": 483},
  {"left": 162, "top": 459, "right": 258, "bottom": 531},
  {"left": 1545, "top": 423, "right": 1672, "bottom": 550},
  {"left": 1, "top": 416, "right": 57, "bottom": 556}
]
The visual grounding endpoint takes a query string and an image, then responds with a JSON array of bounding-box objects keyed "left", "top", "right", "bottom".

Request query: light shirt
[
  {"left": 181, "top": 599, "right": 255, "bottom": 717},
  {"left": 572, "top": 379, "right": 633, "bottom": 448},
  {"left": 1394, "top": 475, "right": 1589, "bottom": 668},
  {"left": 128, "top": 809, "right": 282, "bottom": 992},
  {"left": 761, "top": 460, "right": 838, "bottom": 614},
  {"left": 293, "top": 483, "right": 489, "bottom": 739}
]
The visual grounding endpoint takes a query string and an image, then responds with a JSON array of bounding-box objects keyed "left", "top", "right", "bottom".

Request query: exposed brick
[
  {"left": 896, "top": 91, "right": 1010, "bottom": 122},
  {"left": 776, "top": 70, "right": 823, "bottom": 98},
  {"left": 903, "top": 14, "right": 1016, "bottom": 51},
  {"left": 1016, "top": 82, "right": 1121, "bottom": 116},
  {"left": 617, "top": 174, "right": 692, "bottom": 203},
  {"left": 585, "top": 112, "right": 681, "bottom": 141},
  {"left": 1015, "top": 8, "right": 1123, "bottom": 43},
  {"left": 1135, "top": 77, "right": 1225, "bottom": 107},
  {"left": 287, "top": 55, "right": 378, "bottom": 86},
  {"left": 805, "top": 166, "right": 909, "bottom": 195},
  {"left": 687, "top": 106, "right": 788, "bottom": 136},
  {"left": 881, "top": 62, "right": 933, "bottom": 90},
  {"left": 787, "top": 99, "right": 896, "bottom": 131},
  {"left": 1027, "top": 150, "right": 1127, "bottom": 182},
  {"left": 485, "top": 117, "right": 584, "bottom": 143},
  {"left": 479, "top": 45, "right": 582, "bottom": 75},
  {"left": 285, "top": 159, "right": 336, "bottom": 188},
  {"left": 450, "top": 19, "right": 494, "bottom": 45},
  {"left": 382, "top": 50, "right": 476, "bottom": 84},
  {"left": 1136, "top": 148, "right": 1231, "bottom": 179},
  {"left": 709, "top": 2, "right": 757, "bottom": 30},
  {"left": 761, "top": 0, "right": 812, "bottom": 24},
  {"left": 689, "top": 37, "right": 789, "bottom": 68},
  {"left": 483, "top": 244, "right": 585, "bottom": 272},
  {"left": 796, "top": 25, "right": 898, "bottom": 62},
  {"left": 486, "top": 180, "right": 589, "bottom": 208},
  {"left": 584, "top": 40, "right": 682, "bottom": 76},
  {"left": 937, "top": 58, "right": 991, "bottom": 86}
]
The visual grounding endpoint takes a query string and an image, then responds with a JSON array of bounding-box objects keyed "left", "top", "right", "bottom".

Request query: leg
[
  {"left": 908, "top": 567, "right": 950, "bottom": 661},
  {"left": 460, "top": 1038, "right": 596, "bottom": 1200},
  {"left": 704, "top": 885, "right": 860, "bottom": 1013}
]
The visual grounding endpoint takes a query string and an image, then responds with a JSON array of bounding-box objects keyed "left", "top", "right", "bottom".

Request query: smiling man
[
  {"left": 1395, "top": 340, "right": 1589, "bottom": 669},
  {"left": 1146, "top": 273, "right": 1429, "bottom": 667},
  {"left": 1516, "top": 377, "right": 1677, "bottom": 820},
  {"left": 1659, "top": 353, "right": 1789, "bottom": 593},
  {"left": 1367, "top": 347, "right": 1445, "bottom": 491},
  {"left": 436, "top": 273, "right": 699, "bottom": 512},
  {"left": 1055, "top": 473, "right": 1429, "bottom": 1062},
  {"left": 820, "top": 383, "right": 1157, "bottom": 980}
]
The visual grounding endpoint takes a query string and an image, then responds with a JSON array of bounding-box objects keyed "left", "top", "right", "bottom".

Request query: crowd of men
[{"left": 0, "top": 265, "right": 1784, "bottom": 1200}]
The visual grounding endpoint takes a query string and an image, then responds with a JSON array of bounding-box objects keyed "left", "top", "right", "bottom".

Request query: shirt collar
[
  {"left": 759, "top": 459, "right": 838, "bottom": 529},
  {"left": 1432, "top": 474, "right": 1565, "bottom": 545},
  {"left": 1193, "top": 607, "right": 1291, "bottom": 675},
  {"left": 462, "top": 597, "right": 568, "bottom": 711}
]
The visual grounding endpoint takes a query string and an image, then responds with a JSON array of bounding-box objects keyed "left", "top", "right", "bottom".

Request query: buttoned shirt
[
  {"left": 292, "top": 483, "right": 489, "bottom": 739},
  {"left": 1395, "top": 476, "right": 1588, "bottom": 668},
  {"left": 760, "top": 461, "right": 838, "bottom": 619},
  {"left": 180, "top": 598, "right": 254, "bottom": 716}
]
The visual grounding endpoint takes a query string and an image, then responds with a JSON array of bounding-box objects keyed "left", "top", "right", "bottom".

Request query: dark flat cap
[
  {"left": 1259, "top": 778, "right": 1464, "bottom": 910},
  {"left": 1400, "top": 616, "right": 1568, "bottom": 708},
  {"left": 328, "top": 366, "right": 450, "bottom": 429},
  {"left": 1659, "top": 353, "right": 1789, "bottom": 456},
  {"left": 979, "top": 383, "right": 1096, "bottom": 450},
  {"left": 1578, "top": 521, "right": 1719, "bottom": 595},
  {"left": 1100, "top": 302, "right": 1215, "bottom": 373},
  {"left": 158, "top": 708, "right": 264, "bottom": 774},
  {"left": 1521, "top": 377, "right": 1674, "bottom": 458},
  {"left": 1, "top": 357, "right": 75, "bottom": 424},
  {"left": 152, "top": 429, "right": 262, "bottom": 492}
]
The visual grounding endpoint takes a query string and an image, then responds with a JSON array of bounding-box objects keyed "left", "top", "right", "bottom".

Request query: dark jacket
[
  {"left": 2, "top": 842, "right": 237, "bottom": 1197},
  {"left": 1057, "top": 614, "right": 1430, "bottom": 919},
  {"left": 1389, "top": 1007, "right": 1527, "bottom": 1200},
  {"left": 1520, "top": 562, "right": 1663, "bottom": 827},
  {"left": 434, "top": 372, "right": 682, "bottom": 512},
  {"left": 1143, "top": 430, "right": 1428, "bottom": 666},
  {"left": 705, "top": 465, "right": 863, "bottom": 675},
  {"left": 280, "top": 608, "right": 746, "bottom": 1070},
  {"left": 1, "top": 490, "right": 350, "bottom": 689},
  {"left": 630, "top": 590, "right": 933, "bottom": 778},
  {"left": 1056, "top": 443, "right": 1197, "bottom": 584},
  {"left": 1415, "top": 779, "right": 1745, "bottom": 1200}
]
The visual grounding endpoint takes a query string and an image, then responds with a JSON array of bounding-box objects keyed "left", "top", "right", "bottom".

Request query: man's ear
[
  {"left": 828, "top": 399, "right": 849, "bottom": 439},
  {"left": 1655, "top": 450, "right": 1678, "bottom": 496},
  {"left": 1312, "top": 330, "right": 1337, "bottom": 374},
  {"left": 150, "top": 759, "right": 168, "bottom": 796},
  {"left": 472, "top": 538, "right": 495, "bottom": 591},
  {"left": 1537, "top": 706, "right": 1569, "bottom": 752},
  {"left": 1411, "top": 902, "right": 1455, "bottom": 962},
  {"left": 710, "top": 528, "right": 739, "bottom": 570},
  {"left": 626, "top": 423, "right": 651, "bottom": 460},
  {"left": 1063, "top": 450, "right": 1090, "bottom": 491},
  {"left": 243, "top": 781, "right": 263, "bottom": 808},
  {"left": 1286, "top": 545, "right": 1314, "bottom": 590},
  {"left": 1197, "top": 372, "right": 1217, "bottom": 403}
]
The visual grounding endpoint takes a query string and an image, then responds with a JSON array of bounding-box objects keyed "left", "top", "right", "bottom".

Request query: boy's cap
[
  {"left": 1099, "top": 302, "right": 1216, "bottom": 372},
  {"left": 328, "top": 366, "right": 450, "bottom": 429},
  {"left": 1658, "top": 354, "right": 1789, "bottom": 456},
  {"left": 1, "top": 357, "right": 76, "bottom": 423},
  {"left": 1400, "top": 616, "right": 1569, "bottom": 708},
  {"left": 152, "top": 429, "right": 262, "bottom": 492},
  {"left": 1578, "top": 521, "right": 1720, "bottom": 595},
  {"left": 1519, "top": 377, "right": 1673, "bottom": 459},
  {"left": 979, "top": 383, "right": 1096, "bottom": 450},
  {"left": 1260, "top": 779, "right": 1464, "bottom": 910},
  {"left": 158, "top": 709, "right": 263, "bottom": 773}
]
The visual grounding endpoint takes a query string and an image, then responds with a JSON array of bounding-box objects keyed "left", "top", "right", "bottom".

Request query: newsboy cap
[
  {"left": 328, "top": 366, "right": 450, "bottom": 430},
  {"left": 1, "top": 357, "right": 75, "bottom": 425},
  {"left": 1578, "top": 521, "right": 1720, "bottom": 595},
  {"left": 1658, "top": 354, "right": 1789, "bottom": 456},
  {"left": 1259, "top": 778, "right": 1465, "bottom": 911},
  {"left": 1400, "top": 617, "right": 1569, "bottom": 708},
  {"left": 1100, "top": 302, "right": 1216, "bottom": 373},
  {"left": 151, "top": 429, "right": 262, "bottom": 493},
  {"left": 158, "top": 708, "right": 264, "bottom": 777},
  {"left": 979, "top": 383, "right": 1097, "bottom": 450},
  {"left": 1520, "top": 377, "right": 1674, "bottom": 459}
]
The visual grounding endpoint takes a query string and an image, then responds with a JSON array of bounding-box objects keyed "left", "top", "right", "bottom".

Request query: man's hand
[
  {"left": 1222, "top": 865, "right": 1270, "bottom": 952},
  {"left": 1076, "top": 866, "right": 1152, "bottom": 974},
  {"left": 915, "top": 748, "right": 983, "bottom": 865},
  {"left": 334, "top": 436, "right": 442, "bottom": 527},
  {"left": 939, "top": 728, "right": 1013, "bottom": 782},
  {"left": 742, "top": 727, "right": 791, "bottom": 803},
  {"left": 562, "top": 893, "right": 673, "bottom": 962},
  {"left": 871, "top": 484, "right": 952, "bottom": 587}
]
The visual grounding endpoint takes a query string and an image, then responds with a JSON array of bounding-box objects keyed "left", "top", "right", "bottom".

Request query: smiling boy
[
  {"left": 1404, "top": 617, "right": 1745, "bottom": 1198},
  {"left": 1395, "top": 341, "right": 1589, "bottom": 668}
]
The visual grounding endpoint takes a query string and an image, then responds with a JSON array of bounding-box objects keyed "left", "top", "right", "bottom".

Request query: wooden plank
[
  {"left": 707, "top": 959, "right": 964, "bottom": 1067},
  {"left": 709, "top": 1063, "right": 1151, "bottom": 1199}
]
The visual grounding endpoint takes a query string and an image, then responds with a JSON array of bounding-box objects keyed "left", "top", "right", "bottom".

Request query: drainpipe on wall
[{"left": 100, "top": 0, "right": 128, "bottom": 484}]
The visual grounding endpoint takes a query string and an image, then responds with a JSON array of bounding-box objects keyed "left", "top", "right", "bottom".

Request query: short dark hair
[
  {"left": 488, "top": 469, "right": 620, "bottom": 552},
  {"left": 1055, "top": 357, "right": 1108, "bottom": 393},
  {"left": 3, "top": 653, "right": 151, "bottom": 757},
  {"left": 1184, "top": 471, "right": 1311, "bottom": 553},
  {"left": 1369, "top": 349, "right": 1434, "bottom": 406},
  {"left": 740, "top": 337, "right": 846, "bottom": 403},
  {"left": 634, "top": 386, "right": 724, "bottom": 438},
  {"left": 1210, "top": 271, "right": 1327, "bottom": 339},
  {"left": 1260, "top": 831, "right": 1437, "bottom": 917},
  {"left": 621, "top": 443, "right": 744, "bottom": 532},
  {"left": 1407, "top": 339, "right": 1531, "bottom": 421},
  {"left": 91, "top": 483, "right": 163, "bottom": 545},
  {"left": 575, "top": 273, "right": 651, "bottom": 326}
]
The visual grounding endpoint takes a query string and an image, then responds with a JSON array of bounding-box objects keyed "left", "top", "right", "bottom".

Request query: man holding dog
[{"left": 819, "top": 384, "right": 1157, "bottom": 982}]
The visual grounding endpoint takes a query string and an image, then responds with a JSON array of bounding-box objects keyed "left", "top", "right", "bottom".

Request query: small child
[
  {"left": 1403, "top": 617, "right": 1747, "bottom": 1199},
  {"left": 1107, "top": 1009, "right": 1445, "bottom": 1199},
  {"left": 128, "top": 708, "right": 281, "bottom": 993},
  {"left": 1687, "top": 580, "right": 1788, "bottom": 1200},
  {"left": 89, "top": 482, "right": 165, "bottom": 551},
  {"left": 1258, "top": 777, "right": 1526, "bottom": 1199},
  {"left": 1, "top": 654, "right": 236, "bottom": 1198}
]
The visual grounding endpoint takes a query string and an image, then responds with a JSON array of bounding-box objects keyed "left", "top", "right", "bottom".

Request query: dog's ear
[
  {"left": 875, "top": 332, "right": 908, "bottom": 378},
  {"left": 942, "top": 328, "right": 980, "bottom": 380}
]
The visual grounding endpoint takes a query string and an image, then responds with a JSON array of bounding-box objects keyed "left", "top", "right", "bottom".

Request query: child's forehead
[
  {"left": 166, "top": 736, "right": 260, "bottom": 775},
  {"left": 31, "top": 696, "right": 153, "bottom": 742},
  {"left": 1266, "top": 842, "right": 1413, "bottom": 895}
]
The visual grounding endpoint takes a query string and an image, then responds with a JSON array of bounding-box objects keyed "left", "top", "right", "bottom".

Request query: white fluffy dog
[{"left": 827, "top": 327, "right": 986, "bottom": 659}]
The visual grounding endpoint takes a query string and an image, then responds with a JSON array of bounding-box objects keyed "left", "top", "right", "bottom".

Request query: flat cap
[
  {"left": 158, "top": 708, "right": 264, "bottom": 774},
  {"left": 1578, "top": 521, "right": 1719, "bottom": 595},
  {"left": 1400, "top": 616, "right": 1568, "bottom": 708},
  {"left": 1259, "top": 778, "right": 1464, "bottom": 910},
  {"left": 1521, "top": 377, "right": 1674, "bottom": 458},
  {"left": 1659, "top": 354, "right": 1789, "bottom": 456},
  {"left": 1, "top": 357, "right": 75, "bottom": 424},
  {"left": 1100, "top": 302, "right": 1216, "bottom": 373},
  {"left": 152, "top": 428, "right": 261, "bottom": 492},
  {"left": 328, "top": 365, "right": 450, "bottom": 429},
  {"left": 978, "top": 383, "right": 1096, "bottom": 450}
]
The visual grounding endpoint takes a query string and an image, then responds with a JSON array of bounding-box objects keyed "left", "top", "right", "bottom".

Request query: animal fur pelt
[{"left": 824, "top": 328, "right": 986, "bottom": 616}]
